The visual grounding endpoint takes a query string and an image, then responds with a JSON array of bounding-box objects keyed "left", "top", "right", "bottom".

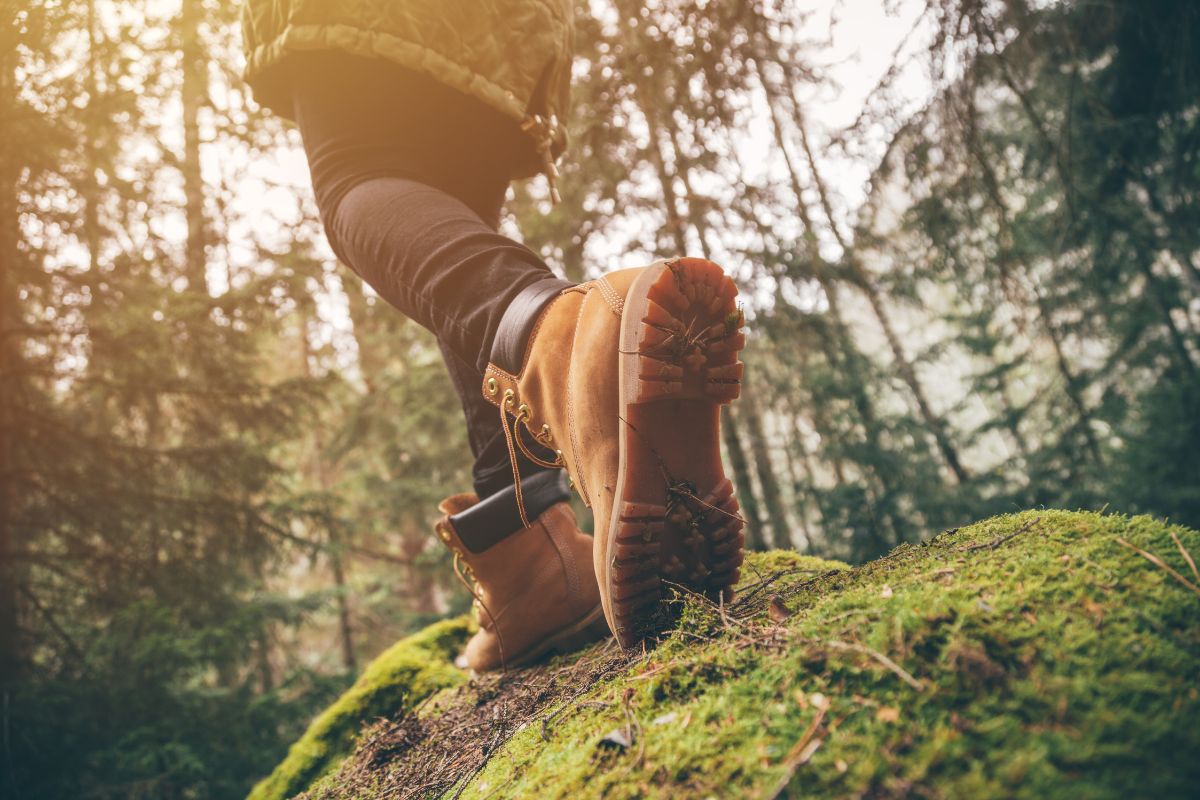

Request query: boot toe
[{"left": 462, "top": 629, "right": 503, "bottom": 673}]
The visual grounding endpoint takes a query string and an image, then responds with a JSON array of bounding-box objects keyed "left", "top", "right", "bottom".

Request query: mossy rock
[
  {"left": 258, "top": 511, "right": 1200, "bottom": 799},
  {"left": 246, "top": 617, "right": 471, "bottom": 800}
]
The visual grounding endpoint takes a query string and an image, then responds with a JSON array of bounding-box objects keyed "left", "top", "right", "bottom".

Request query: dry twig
[
  {"left": 1115, "top": 537, "right": 1200, "bottom": 597},
  {"left": 1169, "top": 531, "right": 1200, "bottom": 583},
  {"left": 959, "top": 517, "right": 1040, "bottom": 552},
  {"left": 621, "top": 687, "right": 645, "bottom": 766},
  {"left": 826, "top": 640, "right": 926, "bottom": 692},
  {"left": 765, "top": 706, "right": 828, "bottom": 799}
]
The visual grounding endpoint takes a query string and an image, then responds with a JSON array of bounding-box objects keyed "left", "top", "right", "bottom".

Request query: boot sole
[
  {"left": 503, "top": 603, "right": 609, "bottom": 670},
  {"left": 603, "top": 258, "right": 746, "bottom": 648}
]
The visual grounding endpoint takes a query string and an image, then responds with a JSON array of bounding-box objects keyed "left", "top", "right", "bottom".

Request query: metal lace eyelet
[
  {"left": 486, "top": 377, "right": 498, "bottom": 395},
  {"left": 540, "top": 424, "right": 552, "bottom": 442},
  {"left": 517, "top": 403, "right": 531, "bottom": 420},
  {"left": 503, "top": 388, "right": 515, "bottom": 407}
]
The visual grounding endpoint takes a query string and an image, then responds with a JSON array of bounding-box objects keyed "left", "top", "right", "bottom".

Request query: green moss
[
  {"left": 246, "top": 617, "right": 471, "bottom": 800},
  {"left": 737, "top": 548, "right": 850, "bottom": 577},
  {"left": 461, "top": 511, "right": 1200, "bottom": 799},
  {"left": 270, "top": 511, "right": 1200, "bottom": 799}
]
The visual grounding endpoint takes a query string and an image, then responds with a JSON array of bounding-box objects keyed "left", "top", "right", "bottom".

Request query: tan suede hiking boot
[
  {"left": 482, "top": 257, "right": 747, "bottom": 648},
  {"left": 434, "top": 473, "right": 608, "bottom": 672}
]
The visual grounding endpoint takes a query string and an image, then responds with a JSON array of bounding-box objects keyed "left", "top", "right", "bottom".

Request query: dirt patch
[{"left": 302, "top": 641, "right": 639, "bottom": 800}]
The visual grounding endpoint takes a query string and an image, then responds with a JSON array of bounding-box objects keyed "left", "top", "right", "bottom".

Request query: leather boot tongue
[{"left": 449, "top": 470, "right": 571, "bottom": 553}]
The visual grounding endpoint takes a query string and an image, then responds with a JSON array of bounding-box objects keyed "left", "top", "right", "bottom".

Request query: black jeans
[{"left": 289, "top": 52, "right": 565, "bottom": 497}]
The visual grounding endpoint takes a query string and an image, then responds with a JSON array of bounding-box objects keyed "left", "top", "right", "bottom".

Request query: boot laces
[
  {"left": 499, "top": 389, "right": 563, "bottom": 529},
  {"left": 438, "top": 523, "right": 509, "bottom": 671}
]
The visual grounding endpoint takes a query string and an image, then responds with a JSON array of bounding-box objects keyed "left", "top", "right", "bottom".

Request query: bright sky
[{"left": 772, "top": 0, "right": 930, "bottom": 198}]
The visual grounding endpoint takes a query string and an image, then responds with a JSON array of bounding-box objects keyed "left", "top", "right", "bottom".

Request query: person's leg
[
  {"left": 324, "top": 177, "right": 566, "bottom": 494},
  {"left": 282, "top": 51, "right": 746, "bottom": 657},
  {"left": 324, "top": 176, "right": 565, "bottom": 377},
  {"left": 289, "top": 51, "right": 568, "bottom": 496},
  {"left": 279, "top": 51, "right": 612, "bottom": 671}
]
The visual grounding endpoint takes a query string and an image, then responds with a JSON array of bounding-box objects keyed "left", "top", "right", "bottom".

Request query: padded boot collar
[
  {"left": 490, "top": 277, "right": 573, "bottom": 374},
  {"left": 449, "top": 470, "right": 571, "bottom": 553}
]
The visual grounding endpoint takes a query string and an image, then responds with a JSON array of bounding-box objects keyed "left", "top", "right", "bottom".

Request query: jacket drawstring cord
[{"left": 521, "top": 114, "right": 562, "bottom": 204}]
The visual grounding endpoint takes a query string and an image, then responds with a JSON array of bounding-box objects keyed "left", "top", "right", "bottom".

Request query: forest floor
[{"left": 250, "top": 510, "right": 1200, "bottom": 800}]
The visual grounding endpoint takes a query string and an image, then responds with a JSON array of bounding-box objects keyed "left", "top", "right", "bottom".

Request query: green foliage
[
  {"left": 247, "top": 618, "right": 472, "bottom": 800},
  {"left": 12, "top": 601, "right": 349, "bottom": 800},
  {"left": 1, "top": 3, "right": 362, "bottom": 798},
  {"left": 870, "top": 0, "right": 1200, "bottom": 528}
]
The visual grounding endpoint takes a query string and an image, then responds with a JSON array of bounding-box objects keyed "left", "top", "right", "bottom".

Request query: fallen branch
[
  {"left": 1115, "top": 537, "right": 1200, "bottom": 597},
  {"left": 621, "top": 687, "right": 645, "bottom": 766},
  {"left": 449, "top": 727, "right": 502, "bottom": 800},
  {"left": 765, "top": 706, "right": 828, "bottom": 799},
  {"left": 826, "top": 640, "right": 926, "bottom": 692},
  {"left": 1169, "top": 531, "right": 1200, "bottom": 583},
  {"left": 959, "top": 517, "right": 1040, "bottom": 552}
]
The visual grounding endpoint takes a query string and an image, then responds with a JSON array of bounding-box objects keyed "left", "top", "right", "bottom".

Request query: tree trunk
[
  {"left": 257, "top": 629, "right": 275, "bottom": 694},
  {"left": 0, "top": 6, "right": 23, "bottom": 691},
  {"left": 644, "top": 110, "right": 690, "bottom": 256},
  {"left": 779, "top": 418, "right": 816, "bottom": 552},
  {"left": 753, "top": 54, "right": 969, "bottom": 494},
  {"left": 750, "top": 58, "right": 896, "bottom": 459},
  {"left": 738, "top": 376, "right": 789, "bottom": 550},
  {"left": 329, "top": 547, "right": 356, "bottom": 672},
  {"left": 961, "top": 91, "right": 1103, "bottom": 463},
  {"left": 83, "top": 0, "right": 103, "bottom": 270},
  {"left": 789, "top": 96, "right": 970, "bottom": 484},
  {"left": 344, "top": 275, "right": 384, "bottom": 395},
  {"left": 179, "top": 1, "right": 208, "bottom": 291},
  {"left": 300, "top": 313, "right": 357, "bottom": 672},
  {"left": 720, "top": 407, "right": 768, "bottom": 552}
]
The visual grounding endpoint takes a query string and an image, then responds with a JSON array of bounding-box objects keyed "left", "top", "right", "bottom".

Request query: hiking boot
[
  {"left": 434, "top": 471, "right": 608, "bottom": 672},
  {"left": 483, "top": 258, "right": 747, "bottom": 648}
]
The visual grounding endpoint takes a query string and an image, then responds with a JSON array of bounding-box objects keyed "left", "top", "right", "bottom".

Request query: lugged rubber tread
[{"left": 605, "top": 257, "right": 747, "bottom": 648}]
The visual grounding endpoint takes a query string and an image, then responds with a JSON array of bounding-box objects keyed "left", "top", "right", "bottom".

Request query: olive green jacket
[{"left": 241, "top": 0, "right": 574, "bottom": 180}]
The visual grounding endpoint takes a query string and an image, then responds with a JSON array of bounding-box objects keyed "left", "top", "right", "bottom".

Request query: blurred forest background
[{"left": 2, "top": 0, "right": 1198, "bottom": 797}]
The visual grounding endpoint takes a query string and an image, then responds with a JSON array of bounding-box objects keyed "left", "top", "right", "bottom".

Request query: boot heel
[
  {"left": 631, "top": 258, "right": 745, "bottom": 404},
  {"left": 507, "top": 605, "right": 610, "bottom": 668}
]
